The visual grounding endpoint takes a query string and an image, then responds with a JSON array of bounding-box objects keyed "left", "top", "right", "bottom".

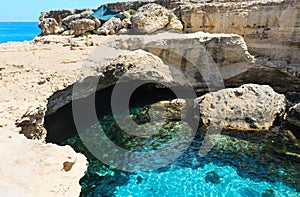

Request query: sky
[{"left": 0, "top": 0, "right": 118, "bottom": 22}]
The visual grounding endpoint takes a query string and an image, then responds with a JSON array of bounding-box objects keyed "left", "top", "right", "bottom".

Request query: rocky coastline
[{"left": 0, "top": 0, "right": 299, "bottom": 196}]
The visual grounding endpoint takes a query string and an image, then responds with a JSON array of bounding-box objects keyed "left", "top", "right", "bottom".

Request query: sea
[{"left": 0, "top": 22, "right": 40, "bottom": 43}]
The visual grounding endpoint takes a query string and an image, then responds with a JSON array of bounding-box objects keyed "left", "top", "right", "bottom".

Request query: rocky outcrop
[
  {"left": 39, "top": 9, "right": 94, "bottom": 27},
  {"left": 106, "top": 32, "right": 253, "bottom": 92},
  {"left": 0, "top": 130, "right": 88, "bottom": 197},
  {"left": 39, "top": 9, "right": 96, "bottom": 36},
  {"left": 38, "top": 18, "right": 65, "bottom": 35},
  {"left": 47, "top": 49, "right": 189, "bottom": 115},
  {"left": 38, "top": 2, "right": 184, "bottom": 36},
  {"left": 131, "top": 3, "right": 171, "bottom": 33},
  {"left": 62, "top": 10, "right": 94, "bottom": 28},
  {"left": 105, "top": 0, "right": 300, "bottom": 64},
  {"left": 106, "top": 32, "right": 300, "bottom": 93},
  {"left": 180, "top": 0, "right": 300, "bottom": 64},
  {"left": 194, "top": 84, "right": 286, "bottom": 130}
]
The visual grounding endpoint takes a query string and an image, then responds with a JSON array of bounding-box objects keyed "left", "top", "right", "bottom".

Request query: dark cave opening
[{"left": 44, "top": 82, "right": 197, "bottom": 145}]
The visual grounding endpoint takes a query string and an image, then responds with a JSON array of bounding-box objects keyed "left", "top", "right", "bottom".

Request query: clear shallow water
[
  {"left": 64, "top": 105, "right": 300, "bottom": 197},
  {"left": 0, "top": 22, "right": 40, "bottom": 43}
]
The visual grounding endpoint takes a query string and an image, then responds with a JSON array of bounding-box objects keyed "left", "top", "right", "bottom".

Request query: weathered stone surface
[
  {"left": 0, "top": 130, "right": 88, "bottom": 197},
  {"left": 0, "top": 39, "right": 100, "bottom": 138},
  {"left": 106, "top": 32, "right": 254, "bottom": 91},
  {"left": 166, "top": 13, "right": 183, "bottom": 31},
  {"left": 62, "top": 10, "right": 94, "bottom": 28},
  {"left": 286, "top": 103, "right": 300, "bottom": 130},
  {"left": 39, "top": 9, "right": 94, "bottom": 26},
  {"left": 131, "top": 3, "right": 170, "bottom": 33},
  {"left": 15, "top": 105, "right": 47, "bottom": 141},
  {"left": 194, "top": 84, "right": 286, "bottom": 130},
  {"left": 107, "top": 32, "right": 300, "bottom": 93},
  {"left": 121, "top": 18, "right": 132, "bottom": 29},
  {"left": 38, "top": 18, "right": 65, "bottom": 35},
  {"left": 97, "top": 17, "right": 122, "bottom": 35},
  {"left": 180, "top": 0, "right": 300, "bottom": 64},
  {"left": 118, "top": 11, "right": 131, "bottom": 20},
  {"left": 69, "top": 19, "right": 96, "bottom": 36},
  {"left": 143, "top": 99, "right": 189, "bottom": 121}
]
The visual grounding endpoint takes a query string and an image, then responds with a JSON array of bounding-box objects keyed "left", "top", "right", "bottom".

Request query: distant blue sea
[{"left": 0, "top": 22, "right": 41, "bottom": 43}]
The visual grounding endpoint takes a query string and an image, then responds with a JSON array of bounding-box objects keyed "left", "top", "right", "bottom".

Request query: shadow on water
[{"left": 44, "top": 82, "right": 189, "bottom": 145}]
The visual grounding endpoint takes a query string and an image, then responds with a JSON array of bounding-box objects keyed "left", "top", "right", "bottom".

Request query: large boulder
[
  {"left": 97, "top": 17, "right": 122, "bottom": 35},
  {"left": 131, "top": 3, "right": 170, "bottom": 33},
  {"left": 194, "top": 84, "right": 286, "bottom": 130},
  {"left": 0, "top": 130, "right": 88, "bottom": 196},
  {"left": 38, "top": 18, "right": 65, "bottom": 35},
  {"left": 69, "top": 19, "right": 96, "bottom": 36}
]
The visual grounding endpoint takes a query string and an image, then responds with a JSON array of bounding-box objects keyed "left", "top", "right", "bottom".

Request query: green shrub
[{"left": 127, "top": 9, "right": 137, "bottom": 15}]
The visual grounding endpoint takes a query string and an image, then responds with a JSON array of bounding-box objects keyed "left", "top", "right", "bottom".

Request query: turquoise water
[
  {"left": 65, "top": 106, "right": 300, "bottom": 197},
  {"left": 0, "top": 22, "right": 40, "bottom": 43}
]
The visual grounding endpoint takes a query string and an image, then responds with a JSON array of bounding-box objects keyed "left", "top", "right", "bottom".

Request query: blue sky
[{"left": 0, "top": 0, "right": 117, "bottom": 22}]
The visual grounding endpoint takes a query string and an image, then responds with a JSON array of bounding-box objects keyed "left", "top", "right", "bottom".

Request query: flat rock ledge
[{"left": 0, "top": 130, "right": 88, "bottom": 197}]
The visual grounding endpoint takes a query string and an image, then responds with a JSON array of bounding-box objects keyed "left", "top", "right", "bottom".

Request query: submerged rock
[
  {"left": 205, "top": 171, "right": 221, "bottom": 184},
  {"left": 195, "top": 84, "right": 286, "bottom": 130}
]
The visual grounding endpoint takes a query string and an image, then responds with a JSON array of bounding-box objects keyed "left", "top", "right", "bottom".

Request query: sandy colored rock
[
  {"left": 97, "top": 17, "right": 122, "bottom": 35},
  {"left": 62, "top": 10, "right": 94, "bottom": 28},
  {"left": 131, "top": 3, "right": 170, "bottom": 33},
  {"left": 69, "top": 19, "right": 96, "bottom": 36},
  {"left": 167, "top": 13, "right": 183, "bottom": 31},
  {"left": 0, "top": 130, "right": 88, "bottom": 197},
  {"left": 194, "top": 84, "right": 286, "bottom": 130},
  {"left": 180, "top": 0, "right": 300, "bottom": 64},
  {"left": 0, "top": 39, "right": 97, "bottom": 139},
  {"left": 38, "top": 18, "right": 65, "bottom": 35}
]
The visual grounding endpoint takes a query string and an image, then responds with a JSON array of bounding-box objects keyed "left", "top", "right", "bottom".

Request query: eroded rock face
[
  {"left": 15, "top": 105, "right": 47, "bottom": 141},
  {"left": 70, "top": 19, "right": 96, "bottom": 36},
  {"left": 106, "top": 32, "right": 300, "bottom": 93},
  {"left": 38, "top": 18, "right": 65, "bottom": 35},
  {"left": 180, "top": 0, "right": 300, "bottom": 64},
  {"left": 62, "top": 10, "right": 94, "bottom": 28},
  {"left": 166, "top": 12, "right": 183, "bottom": 31},
  {"left": 131, "top": 3, "right": 170, "bottom": 33},
  {"left": 97, "top": 17, "right": 122, "bottom": 35},
  {"left": 194, "top": 84, "right": 286, "bottom": 130},
  {"left": 0, "top": 130, "right": 88, "bottom": 197},
  {"left": 106, "top": 32, "right": 253, "bottom": 91}
]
